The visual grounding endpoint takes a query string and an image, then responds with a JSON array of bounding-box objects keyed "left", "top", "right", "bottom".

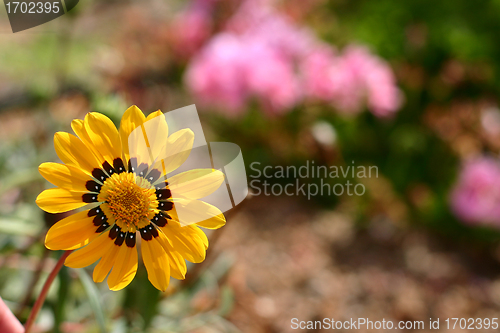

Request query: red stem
[{"left": 24, "top": 250, "right": 72, "bottom": 333}]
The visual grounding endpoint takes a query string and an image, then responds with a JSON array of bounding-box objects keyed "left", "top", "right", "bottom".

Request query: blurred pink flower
[
  {"left": 354, "top": 47, "right": 403, "bottom": 117},
  {"left": 328, "top": 48, "right": 367, "bottom": 114},
  {"left": 185, "top": 32, "right": 301, "bottom": 115},
  {"left": 185, "top": 0, "right": 312, "bottom": 115},
  {"left": 184, "top": 0, "right": 403, "bottom": 117},
  {"left": 450, "top": 157, "right": 500, "bottom": 227},
  {"left": 225, "top": 0, "right": 274, "bottom": 34},
  {"left": 185, "top": 34, "right": 249, "bottom": 115},
  {"left": 316, "top": 46, "right": 402, "bottom": 116},
  {"left": 301, "top": 45, "right": 402, "bottom": 117},
  {"left": 227, "top": 0, "right": 314, "bottom": 60},
  {"left": 244, "top": 42, "right": 301, "bottom": 114},
  {"left": 301, "top": 45, "right": 338, "bottom": 101},
  {"left": 169, "top": 0, "right": 216, "bottom": 58}
]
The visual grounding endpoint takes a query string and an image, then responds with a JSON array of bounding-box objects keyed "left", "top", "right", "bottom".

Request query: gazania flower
[{"left": 36, "top": 106, "right": 226, "bottom": 291}]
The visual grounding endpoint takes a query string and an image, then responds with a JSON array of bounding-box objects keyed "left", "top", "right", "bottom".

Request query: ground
[{"left": 204, "top": 196, "right": 500, "bottom": 332}]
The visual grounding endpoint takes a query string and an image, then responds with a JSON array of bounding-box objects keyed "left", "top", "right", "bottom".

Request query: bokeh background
[{"left": 2, "top": 0, "right": 500, "bottom": 332}]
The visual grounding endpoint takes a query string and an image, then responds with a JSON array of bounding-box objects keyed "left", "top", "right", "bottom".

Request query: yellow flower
[{"left": 36, "top": 106, "right": 226, "bottom": 291}]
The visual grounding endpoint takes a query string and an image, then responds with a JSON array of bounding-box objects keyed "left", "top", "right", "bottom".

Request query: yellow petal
[
  {"left": 71, "top": 118, "right": 84, "bottom": 135},
  {"left": 145, "top": 110, "right": 163, "bottom": 121},
  {"left": 169, "top": 199, "right": 225, "bottom": 227},
  {"left": 160, "top": 223, "right": 206, "bottom": 263},
  {"left": 36, "top": 188, "right": 88, "bottom": 214},
  {"left": 83, "top": 112, "right": 122, "bottom": 165},
  {"left": 54, "top": 132, "right": 101, "bottom": 174},
  {"left": 127, "top": 110, "right": 170, "bottom": 170},
  {"left": 45, "top": 210, "right": 99, "bottom": 250},
  {"left": 167, "top": 250, "right": 187, "bottom": 280},
  {"left": 119, "top": 106, "right": 146, "bottom": 162},
  {"left": 154, "top": 230, "right": 187, "bottom": 280},
  {"left": 39, "top": 162, "right": 91, "bottom": 192},
  {"left": 108, "top": 244, "right": 138, "bottom": 291},
  {"left": 196, "top": 214, "right": 226, "bottom": 230},
  {"left": 141, "top": 236, "right": 170, "bottom": 291},
  {"left": 65, "top": 231, "right": 114, "bottom": 268},
  {"left": 152, "top": 129, "right": 194, "bottom": 176},
  {"left": 190, "top": 224, "right": 209, "bottom": 250},
  {"left": 169, "top": 201, "right": 226, "bottom": 229},
  {"left": 71, "top": 119, "right": 106, "bottom": 165},
  {"left": 169, "top": 169, "right": 224, "bottom": 200},
  {"left": 93, "top": 244, "right": 120, "bottom": 283},
  {"left": 142, "top": 110, "right": 169, "bottom": 160},
  {"left": 127, "top": 123, "right": 154, "bottom": 169}
]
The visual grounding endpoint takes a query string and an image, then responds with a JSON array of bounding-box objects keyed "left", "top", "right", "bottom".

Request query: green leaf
[
  {"left": 76, "top": 269, "right": 107, "bottom": 333},
  {"left": 53, "top": 265, "right": 70, "bottom": 333},
  {"left": 0, "top": 218, "right": 42, "bottom": 236},
  {"left": 217, "top": 286, "right": 234, "bottom": 317}
]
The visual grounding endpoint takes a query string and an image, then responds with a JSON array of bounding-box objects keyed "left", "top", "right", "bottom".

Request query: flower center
[{"left": 99, "top": 172, "right": 157, "bottom": 231}]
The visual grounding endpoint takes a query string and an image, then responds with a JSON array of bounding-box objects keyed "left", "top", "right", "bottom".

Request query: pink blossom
[
  {"left": 227, "top": 1, "right": 315, "bottom": 61},
  {"left": 329, "top": 49, "right": 367, "bottom": 114},
  {"left": 185, "top": 33, "right": 301, "bottom": 115},
  {"left": 301, "top": 45, "right": 366, "bottom": 114},
  {"left": 225, "top": 0, "right": 274, "bottom": 34},
  {"left": 301, "top": 45, "right": 402, "bottom": 117},
  {"left": 169, "top": 0, "right": 216, "bottom": 58},
  {"left": 300, "top": 45, "right": 338, "bottom": 101},
  {"left": 184, "top": 0, "right": 402, "bottom": 117},
  {"left": 332, "top": 46, "right": 402, "bottom": 116},
  {"left": 185, "top": 1, "right": 312, "bottom": 115},
  {"left": 450, "top": 157, "right": 500, "bottom": 227},
  {"left": 244, "top": 42, "right": 301, "bottom": 114},
  {"left": 357, "top": 49, "right": 403, "bottom": 117},
  {"left": 185, "top": 34, "right": 249, "bottom": 115}
]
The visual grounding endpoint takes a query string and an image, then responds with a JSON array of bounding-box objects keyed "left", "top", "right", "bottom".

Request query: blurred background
[{"left": 2, "top": 0, "right": 500, "bottom": 332}]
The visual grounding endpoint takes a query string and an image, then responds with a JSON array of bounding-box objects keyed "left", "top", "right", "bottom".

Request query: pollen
[{"left": 99, "top": 172, "right": 157, "bottom": 231}]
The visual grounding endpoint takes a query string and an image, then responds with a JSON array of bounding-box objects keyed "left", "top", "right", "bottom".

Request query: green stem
[{"left": 24, "top": 250, "right": 72, "bottom": 333}]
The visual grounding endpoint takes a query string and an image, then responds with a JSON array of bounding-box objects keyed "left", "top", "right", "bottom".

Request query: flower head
[
  {"left": 450, "top": 157, "right": 500, "bottom": 227},
  {"left": 185, "top": 0, "right": 402, "bottom": 118},
  {"left": 185, "top": 0, "right": 311, "bottom": 116},
  {"left": 302, "top": 45, "right": 403, "bottom": 117},
  {"left": 36, "top": 106, "right": 226, "bottom": 291}
]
